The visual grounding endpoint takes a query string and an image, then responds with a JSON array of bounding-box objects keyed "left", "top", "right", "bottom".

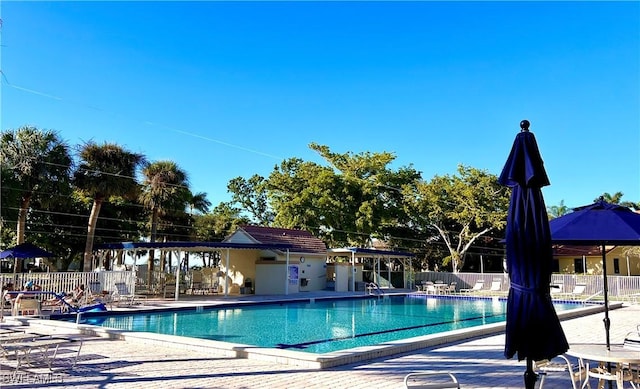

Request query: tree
[
  {"left": 547, "top": 200, "right": 570, "bottom": 219},
  {"left": 267, "top": 144, "right": 421, "bottom": 248},
  {"left": 74, "top": 142, "right": 145, "bottom": 272},
  {"left": 595, "top": 192, "right": 638, "bottom": 210},
  {"left": 227, "top": 175, "right": 273, "bottom": 225},
  {"left": 139, "top": 160, "right": 190, "bottom": 283},
  {"left": 188, "top": 191, "right": 211, "bottom": 216},
  {"left": 0, "top": 126, "right": 72, "bottom": 246},
  {"left": 404, "top": 165, "right": 510, "bottom": 273}
]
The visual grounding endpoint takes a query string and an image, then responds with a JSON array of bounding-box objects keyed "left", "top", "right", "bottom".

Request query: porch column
[
  {"left": 351, "top": 251, "right": 355, "bottom": 292},
  {"left": 225, "top": 248, "right": 230, "bottom": 297},
  {"left": 285, "top": 249, "right": 290, "bottom": 295},
  {"left": 174, "top": 250, "right": 181, "bottom": 301}
]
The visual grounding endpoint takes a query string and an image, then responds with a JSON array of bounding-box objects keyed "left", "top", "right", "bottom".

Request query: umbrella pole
[
  {"left": 601, "top": 244, "right": 613, "bottom": 389},
  {"left": 524, "top": 358, "right": 537, "bottom": 389},
  {"left": 601, "top": 244, "right": 611, "bottom": 350}
]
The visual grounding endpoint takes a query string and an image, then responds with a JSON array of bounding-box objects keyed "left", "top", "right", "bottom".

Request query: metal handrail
[{"left": 366, "top": 282, "right": 384, "bottom": 296}]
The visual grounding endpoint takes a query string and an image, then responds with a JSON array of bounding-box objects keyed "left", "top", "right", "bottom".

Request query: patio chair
[
  {"left": 534, "top": 354, "right": 587, "bottom": 389},
  {"left": 622, "top": 328, "right": 640, "bottom": 387},
  {"left": 445, "top": 282, "right": 457, "bottom": 294},
  {"left": 13, "top": 298, "right": 42, "bottom": 316},
  {"left": 623, "top": 326, "right": 640, "bottom": 350},
  {"left": 404, "top": 372, "right": 460, "bottom": 389},
  {"left": 188, "top": 271, "right": 204, "bottom": 295},
  {"left": 423, "top": 281, "right": 437, "bottom": 295},
  {"left": 460, "top": 280, "right": 484, "bottom": 294}
]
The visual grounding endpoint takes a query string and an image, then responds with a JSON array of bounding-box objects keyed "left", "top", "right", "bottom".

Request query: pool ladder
[{"left": 366, "top": 282, "right": 384, "bottom": 296}]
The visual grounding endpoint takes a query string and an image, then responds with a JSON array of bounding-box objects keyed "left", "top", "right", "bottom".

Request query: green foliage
[
  {"left": 547, "top": 200, "right": 570, "bottom": 219},
  {"left": 404, "top": 164, "right": 510, "bottom": 273},
  {"left": 267, "top": 144, "right": 421, "bottom": 248},
  {"left": 227, "top": 175, "right": 273, "bottom": 225},
  {"left": 1, "top": 126, "right": 73, "bottom": 246},
  {"left": 75, "top": 141, "right": 145, "bottom": 271},
  {"left": 193, "top": 203, "right": 250, "bottom": 241}
]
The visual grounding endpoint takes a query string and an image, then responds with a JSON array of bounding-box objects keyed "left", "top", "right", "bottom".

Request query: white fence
[
  {"left": 1, "top": 271, "right": 136, "bottom": 299},
  {"left": 416, "top": 271, "right": 640, "bottom": 301}
]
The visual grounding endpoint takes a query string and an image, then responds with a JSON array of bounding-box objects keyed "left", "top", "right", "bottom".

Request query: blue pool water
[{"left": 78, "top": 296, "right": 582, "bottom": 354}]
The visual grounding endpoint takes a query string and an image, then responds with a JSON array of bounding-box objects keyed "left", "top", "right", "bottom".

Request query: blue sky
[{"left": 2, "top": 1, "right": 639, "bottom": 211}]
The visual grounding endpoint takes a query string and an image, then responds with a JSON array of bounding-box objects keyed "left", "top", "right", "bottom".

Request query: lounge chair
[
  {"left": 114, "top": 282, "right": 145, "bottom": 306},
  {"left": 404, "top": 372, "right": 460, "bottom": 389},
  {"left": 460, "top": 280, "right": 484, "bottom": 294},
  {"left": 534, "top": 355, "right": 587, "bottom": 389},
  {"left": 484, "top": 280, "right": 503, "bottom": 296},
  {"left": 1, "top": 336, "right": 83, "bottom": 375},
  {"left": 559, "top": 284, "right": 587, "bottom": 300},
  {"left": 550, "top": 283, "right": 564, "bottom": 297}
]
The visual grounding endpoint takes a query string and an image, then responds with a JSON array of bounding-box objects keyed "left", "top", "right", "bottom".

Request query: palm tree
[
  {"left": 547, "top": 200, "right": 570, "bottom": 219},
  {"left": 188, "top": 191, "right": 211, "bottom": 216},
  {"left": 596, "top": 192, "right": 638, "bottom": 210},
  {"left": 74, "top": 142, "right": 145, "bottom": 272},
  {"left": 0, "top": 126, "right": 72, "bottom": 245},
  {"left": 139, "top": 161, "right": 190, "bottom": 285},
  {"left": 596, "top": 192, "right": 625, "bottom": 204}
]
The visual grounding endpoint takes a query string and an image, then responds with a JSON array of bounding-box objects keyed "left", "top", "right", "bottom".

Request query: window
[
  {"left": 574, "top": 258, "right": 585, "bottom": 274},
  {"left": 613, "top": 258, "right": 620, "bottom": 274},
  {"left": 552, "top": 259, "right": 560, "bottom": 273}
]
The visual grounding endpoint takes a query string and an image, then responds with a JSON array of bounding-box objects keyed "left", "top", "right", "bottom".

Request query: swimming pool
[{"left": 76, "top": 295, "right": 586, "bottom": 354}]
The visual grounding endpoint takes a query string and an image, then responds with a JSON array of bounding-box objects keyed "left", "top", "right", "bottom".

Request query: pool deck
[{"left": 1, "top": 291, "right": 639, "bottom": 388}]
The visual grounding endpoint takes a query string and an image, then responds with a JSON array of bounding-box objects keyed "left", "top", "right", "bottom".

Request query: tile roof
[{"left": 237, "top": 225, "right": 327, "bottom": 254}]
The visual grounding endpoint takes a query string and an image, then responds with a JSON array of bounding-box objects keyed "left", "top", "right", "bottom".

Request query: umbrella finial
[{"left": 520, "top": 120, "right": 530, "bottom": 132}]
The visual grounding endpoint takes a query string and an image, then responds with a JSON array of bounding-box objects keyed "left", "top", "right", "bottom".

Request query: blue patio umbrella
[
  {"left": 0, "top": 242, "right": 55, "bottom": 260},
  {"left": 499, "top": 120, "right": 569, "bottom": 389},
  {"left": 550, "top": 198, "right": 640, "bottom": 349},
  {"left": 0, "top": 242, "right": 55, "bottom": 322}
]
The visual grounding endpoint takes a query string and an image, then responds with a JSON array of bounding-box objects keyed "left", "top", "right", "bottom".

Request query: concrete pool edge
[{"left": 18, "top": 299, "right": 611, "bottom": 369}]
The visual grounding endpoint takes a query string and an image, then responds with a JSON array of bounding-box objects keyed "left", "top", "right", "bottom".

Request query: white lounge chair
[
  {"left": 460, "top": 280, "right": 484, "bottom": 294},
  {"left": 559, "top": 284, "right": 587, "bottom": 300},
  {"left": 114, "top": 282, "right": 145, "bottom": 306},
  {"left": 404, "top": 372, "right": 460, "bottom": 389},
  {"left": 550, "top": 283, "right": 564, "bottom": 296},
  {"left": 484, "top": 280, "right": 503, "bottom": 296}
]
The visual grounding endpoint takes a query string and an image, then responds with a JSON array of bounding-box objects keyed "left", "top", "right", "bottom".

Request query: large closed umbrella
[
  {"left": 550, "top": 198, "right": 640, "bottom": 349},
  {"left": 499, "top": 120, "right": 569, "bottom": 389}
]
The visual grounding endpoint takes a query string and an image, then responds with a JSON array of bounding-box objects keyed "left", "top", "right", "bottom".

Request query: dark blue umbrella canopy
[
  {"left": 550, "top": 198, "right": 640, "bottom": 349},
  {"left": 0, "top": 242, "right": 55, "bottom": 259},
  {"left": 550, "top": 199, "right": 640, "bottom": 245},
  {"left": 499, "top": 121, "right": 568, "bottom": 388}
]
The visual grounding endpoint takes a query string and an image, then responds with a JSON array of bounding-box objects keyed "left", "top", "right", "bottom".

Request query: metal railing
[{"left": 415, "top": 272, "right": 640, "bottom": 303}]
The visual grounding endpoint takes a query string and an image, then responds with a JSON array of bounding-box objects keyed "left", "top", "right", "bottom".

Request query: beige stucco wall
[
  {"left": 255, "top": 261, "right": 298, "bottom": 294},
  {"left": 218, "top": 249, "right": 260, "bottom": 294},
  {"left": 555, "top": 246, "right": 640, "bottom": 276}
]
